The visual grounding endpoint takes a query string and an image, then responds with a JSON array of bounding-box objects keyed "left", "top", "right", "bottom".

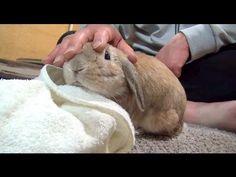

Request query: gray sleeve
[
  {"left": 79, "top": 24, "right": 88, "bottom": 29},
  {"left": 79, "top": 24, "right": 120, "bottom": 29},
  {"left": 111, "top": 24, "right": 120, "bottom": 29},
  {"left": 180, "top": 24, "right": 236, "bottom": 61}
]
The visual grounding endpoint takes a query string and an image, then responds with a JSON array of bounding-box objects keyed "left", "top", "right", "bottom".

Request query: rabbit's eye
[{"left": 104, "top": 50, "right": 110, "bottom": 60}]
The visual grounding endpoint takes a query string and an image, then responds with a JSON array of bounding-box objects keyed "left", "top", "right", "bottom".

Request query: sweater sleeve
[
  {"left": 79, "top": 24, "right": 120, "bottom": 29},
  {"left": 180, "top": 24, "right": 236, "bottom": 61}
]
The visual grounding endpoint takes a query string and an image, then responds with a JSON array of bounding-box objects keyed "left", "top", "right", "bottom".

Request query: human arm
[
  {"left": 156, "top": 24, "right": 236, "bottom": 77},
  {"left": 180, "top": 24, "right": 236, "bottom": 61},
  {"left": 155, "top": 32, "right": 190, "bottom": 77}
]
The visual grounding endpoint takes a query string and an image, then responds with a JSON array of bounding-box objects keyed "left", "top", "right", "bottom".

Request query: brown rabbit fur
[{"left": 63, "top": 43, "right": 187, "bottom": 136}]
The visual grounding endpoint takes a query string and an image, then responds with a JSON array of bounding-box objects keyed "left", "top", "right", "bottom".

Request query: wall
[{"left": 0, "top": 24, "right": 79, "bottom": 60}]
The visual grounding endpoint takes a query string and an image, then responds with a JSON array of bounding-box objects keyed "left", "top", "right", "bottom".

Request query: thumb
[{"left": 174, "top": 68, "right": 182, "bottom": 78}]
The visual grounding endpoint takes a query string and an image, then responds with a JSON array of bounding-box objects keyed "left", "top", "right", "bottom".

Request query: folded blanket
[{"left": 0, "top": 65, "right": 135, "bottom": 153}]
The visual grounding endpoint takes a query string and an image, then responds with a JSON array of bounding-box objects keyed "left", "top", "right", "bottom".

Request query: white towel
[{"left": 0, "top": 65, "right": 135, "bottom": 153}]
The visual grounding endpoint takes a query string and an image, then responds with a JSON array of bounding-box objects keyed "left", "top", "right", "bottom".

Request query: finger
[
  {"left": 63, "top": 30, "right": 93, "bottom": 60},
  {"left": 175, "top": 72, "right": 181, "bottom": 78},
  {"left": 42, "top": 45, "right": 60, "bottom": 64},
  {"left": 173, "top": 67, "right": 181, "bottom": 78},
  {"left": 48, "top": 41, "right": 71, "bottom": 66},
  {"left": 92, "top": 30, "right": 110, "bottom": 52},
  {"left": 56, "top": 36, "right": 72, "bottom": 55},
  {"left": 43, "top": 33, "right": 77, "bottom": 64},
  {"left": 53, "top": 55, "right": 65, "bottom": 67},
  {"left": 117, "top": 39, "right": 137, "bottom": 63}
]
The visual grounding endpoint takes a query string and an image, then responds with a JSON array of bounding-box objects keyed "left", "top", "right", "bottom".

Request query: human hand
[
  {"left": 155, "top": 33, "right": 190, "bottom": 77},
  {"left": 42, "top": 24, "right": 137, "bottom": 67}
]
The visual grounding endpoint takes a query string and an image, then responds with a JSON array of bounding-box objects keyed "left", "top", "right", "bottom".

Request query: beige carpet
[{"left": 131, "top": 123, "right": 236, "bottom": 153}]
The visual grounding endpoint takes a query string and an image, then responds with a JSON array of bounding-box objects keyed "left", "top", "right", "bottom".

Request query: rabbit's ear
[{"left": 120, "top": 59, "right": 145, "bottom": 112}]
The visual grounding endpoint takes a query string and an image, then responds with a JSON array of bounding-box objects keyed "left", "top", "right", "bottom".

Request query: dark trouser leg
[{"left": 179, "top": 43, "right": 236, "bottom": 102}]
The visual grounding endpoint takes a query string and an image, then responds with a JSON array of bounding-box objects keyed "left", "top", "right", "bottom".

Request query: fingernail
[
  {"left": 129, "top": 53, "right": 138, "bottom": 63},
  {"left": 92, "top": 41, "right": 102, "bottom": 49},
  {"left": 64, "top": 47, "right": 76, "bottom": 61},
  {"left": 64, "top": 47, "right": 75, "bottom": 55},
  {"left": 53, "top": 55, "right": 64, "bottom": 66},
  {"left": 42, "top": 56, "right": 49, "bottom": 64}
]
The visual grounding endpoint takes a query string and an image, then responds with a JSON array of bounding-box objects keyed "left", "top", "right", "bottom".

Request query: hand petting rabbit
[{"left": 63, "top": 43, "right": 187, "bottom": 136}]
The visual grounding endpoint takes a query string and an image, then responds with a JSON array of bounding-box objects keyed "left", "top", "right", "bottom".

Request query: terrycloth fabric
[
  {"left": 0, "top": 65, "right": 135, "bottom": 153},
  {"left": 132, "top": 124, "right": 236, "bottom": 153}
]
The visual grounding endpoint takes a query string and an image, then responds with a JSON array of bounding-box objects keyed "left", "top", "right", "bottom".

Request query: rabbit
[{"left": 63, "top": 42, "right": 187, "bottom": 136}]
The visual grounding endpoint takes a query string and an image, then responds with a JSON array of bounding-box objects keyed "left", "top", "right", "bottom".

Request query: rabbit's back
[
  {"left": 134, "top": 52, "right": 186, "bottom": 109},
  {"left": 131, "top": 52, "right": 187, "bottom": 135}
]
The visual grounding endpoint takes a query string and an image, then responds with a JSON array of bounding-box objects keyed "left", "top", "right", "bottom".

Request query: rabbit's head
[{"left": 63, "top": 43, "right": 145, "bottom": 111}]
